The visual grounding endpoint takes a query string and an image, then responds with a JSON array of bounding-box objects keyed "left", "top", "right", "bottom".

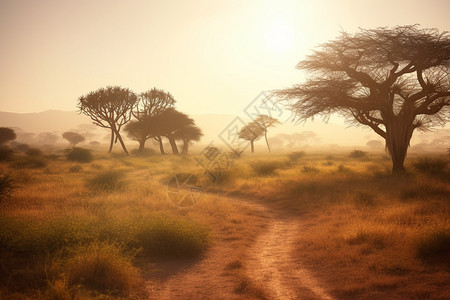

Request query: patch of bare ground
[{"left": 143, "top": 195, "right": 335, "bottom": 299}]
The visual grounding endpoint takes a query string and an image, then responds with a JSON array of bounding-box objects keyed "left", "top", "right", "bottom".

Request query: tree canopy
[
  {"left": 276, "top": 25, "right": 450, "bottom": 173},
  {"left": 0, "top": 128, "right": 16, "bottom": 145},
  {"left": 62, "top": 132, "right": 85, "bottom": 147},
  {"left": 238, "top": 121, "right": 264, "bottom": 153},
  {"left": 78, "top": 86, "right": 137, "bottom": 155}
]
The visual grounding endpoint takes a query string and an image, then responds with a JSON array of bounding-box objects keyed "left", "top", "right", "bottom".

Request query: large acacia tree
[
  {"left": 276, "top": 25, "right": 450, "bottom": 173},
  {"left": 238, "top": 121, "right": 263, "bottom": 153},
  {"left": 78, "top": 86, "right": 137, "bottom": 155},
  {"left": 132, "top": 88, "right": 176, "bottom": 152}
]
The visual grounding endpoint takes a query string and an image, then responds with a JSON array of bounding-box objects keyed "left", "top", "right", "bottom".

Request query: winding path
[{"left": 144, "top": 195, "right": 334, "bottom": 299}]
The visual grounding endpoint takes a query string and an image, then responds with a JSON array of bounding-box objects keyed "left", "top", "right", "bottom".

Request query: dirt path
[{"left": 143, "top": 195, "right": 333, "bottom": 299}]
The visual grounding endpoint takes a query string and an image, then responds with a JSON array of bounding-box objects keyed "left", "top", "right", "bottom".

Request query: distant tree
[
  {"left": 0, "top": 128, "right": 16, "bottom": 145},
  {"left": 238, "top": 122, "right": 264, "bottom": 153},
  {"left": 62, "top": 132, "right": 85, "bottom": 147},
  {"left": 152, "top": 108, "right": 194, "bottom": 154},
  {"left": 254, "top": 115, "right": 280, "bottom": 152},
  {"left": 276, "top": 25, "right": 450, "bottom": 174},
  {"left": 78, "top": 86, "right": 138, "bottom": 155},
  {"left": 35, "top": 132, "right": 58, "bottom": 146},
  {"left": 124, "top": 117, "right": 154, "bottom": 153},
  {"left": 132, "top": 88, "right": 176, "bottom": 152},
  {"left": 174, "top": 124, "right": 203, "bottom": 154},
  {"left": 366, "top": 140, "right": 384, "bottom": 150}
]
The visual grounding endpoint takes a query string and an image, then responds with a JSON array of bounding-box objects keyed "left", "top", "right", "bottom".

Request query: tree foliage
[
  {"left": 238, "top": 122, "right": 264, "bottom": 153},
  {"left": 78, "top": 86, "right": 137, "bottom": 155},
  {"left": 276, "top": 25, "right": 450, "bottom": 173},
  {"left": 174, "top": 124, "right": 203, "bottom": 154},
  {"left": 253, "top": 115, "right": 280, "bottom": 152},
  {"left": 0, "top": 127, "right": 16, "bottom": 145},
  {"left": 62, "top": 132, "right": 85, "bottom": 147}
]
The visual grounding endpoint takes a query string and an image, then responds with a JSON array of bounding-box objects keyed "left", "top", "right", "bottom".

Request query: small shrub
[
  {"left": 302, "top": 165, "right": 319, "bottom": 173},
  {"left": 288, "top": 151, "right": 305, "bottom": 162},
  {"left": 323, "top": 161, "right": 334, "bottom": 166},
  {"left": 66, "top": 242, "right": 141, "bottom": 296},
  {"left": 336, "top": 164, "right": 352, "bottom": 174},
  {"left": 69, "top": 165, "right": 82, "bottom": 173},
  {"left": 12, "top": 156, "right": 47, "bottom": 168},
  {"left": 400, "top": 184, "right": 450, "bottom": 200},
  {"left": 134, "top": 216, "right": 210, "bottom": 258},
  {"left": 249, "top": 160, "right": 280, "bottom": 176},
  {"left": 0, "top": 146, "right": 14, "bottom": 161},
  {"left": 86, "top": 170, "right": 126, "bottom": 191},
  {"left": 0, "top": 173, "right": 16, "bottom": 201},
  {"left": 26, "top": 148, "right": 43, "bottom": 156},
  {"left": 349, "top": 150, "right": 367, "bottom": 158},
  {"left": 412, "top": 157, "right": 448, "bottom": 176},
  {"left": 415, "top": 228, "right": 450, "bottom": 261},
  {"left": 65, "top": 147, "right": 93, "bottom": 163},
  {"left": 353, "top": 192, "right": 376, "bottom": 207}
]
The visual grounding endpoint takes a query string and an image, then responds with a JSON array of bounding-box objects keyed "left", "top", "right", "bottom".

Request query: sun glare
[{"left": 266, "top": 21, "right": 293, "bottom": 53}]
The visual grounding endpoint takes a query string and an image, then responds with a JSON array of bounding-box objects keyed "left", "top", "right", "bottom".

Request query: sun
[{"left": 266, "top": 21, "right": 293, "bottom": 53}]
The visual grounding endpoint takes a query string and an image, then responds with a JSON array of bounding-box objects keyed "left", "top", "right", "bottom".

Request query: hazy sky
[{"left": 1, "top": 0, "right": 449, "bottom": 116}]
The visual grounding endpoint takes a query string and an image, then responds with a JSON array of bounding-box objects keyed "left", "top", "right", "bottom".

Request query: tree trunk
[
  {"left": 182, "top": 139, "right": 189, "bottom": 154},
  {"left": 115, "top": 131, "right": 129, "bottom": 156},
  {"left": 138, "top": 140, "right": 145, "bottom": 152},
  {"left": 250, "top": 140, "right": 254, "bottom": 153},
  {"left": 155, "top": 136, "right": 165, "bottom": 154},
  {"left": 264, "top": 130, "right": 271, "bottom": 152},
  {"left": 385, "top": 115, "right": 414, "bottom": 175},
  {"left": 167, "top": 135, "right": 179, "bottom": 154},
  {"left": 108, "top": 129, "right": 115, "bottom": 152}
]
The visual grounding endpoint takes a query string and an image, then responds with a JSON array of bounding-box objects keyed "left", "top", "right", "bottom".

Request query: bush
[
  {"left": 412, "top": 157, "right": 448, "bottom": 176},
  {"left": 288, "top": 151, "right": 305, "bottom": 162},
  {"left": 65, "top": 147, "right": 93, "bottom": 163},
  {"left": 86, "top": 170, "right": 126, "bottom": 191},
  {"left": 415, "top": 228, "right": 450, "bottom": 261},
  {"left": 302, "top": 165, "right": 319, "bottom": 173},
  {"left": 134, "top": 216, "right": 210, "bottom": 258},
  {"left": 12, "top": 156, "right": 47, "bottom": 168},
  {"left": 349, "top": 150, "right": 367, "bottom": 158},
  {"left": 0, "top": 146, "right": 14, "bottom": 161},
  {"left": 0, "top": 173, "right": 16, "bottom": 201},
  {"left": 25, "top": 148, "right": 42, "bottom": 156},
  {"left": 66, "top": 242, "right": 141, "bottom": 296},
  {"left": 249, "top": 160, "right": 280, "bottom": 176}
]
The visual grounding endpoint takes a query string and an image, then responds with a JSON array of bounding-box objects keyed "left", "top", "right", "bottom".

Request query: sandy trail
[{"left": 144, "top": 195, "right": 333, "bottom": 299}]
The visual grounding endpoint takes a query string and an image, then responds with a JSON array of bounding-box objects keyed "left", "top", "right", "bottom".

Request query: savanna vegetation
[{"left": 0, "top": 146, "right": 448, "bottom": 299}]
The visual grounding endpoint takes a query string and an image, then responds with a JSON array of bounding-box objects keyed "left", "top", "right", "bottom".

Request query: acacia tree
[
  {"left": 276, "top": 25, "right": 450, "bottom": 173},
  {"left": 132, "top": 88, "right": 176, "bottom": 152},
  {"left": 78, "top": 86, "right": 137, "bottom": 155},
  {"left": 124, "top": 118, "right": 153, "bottom": 153},
  {"left": 174, "top": 124, "right": 203, "bottom": 154},
  {"left": 254, "top": 115, "right": 280, "bottom": 152},
  {"left": 152, "top": 108, "right": 194, "bottom": 154},
  {"left": 62, "top": 132, "right": 85, "bottom": 147},
  {"left": 238, "top": 121, "right": 264, "bottom": 153}
]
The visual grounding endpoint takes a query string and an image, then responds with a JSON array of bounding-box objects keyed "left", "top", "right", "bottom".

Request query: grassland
[{"left": 0, "top": 148, "right": 449, "bottom": 299}]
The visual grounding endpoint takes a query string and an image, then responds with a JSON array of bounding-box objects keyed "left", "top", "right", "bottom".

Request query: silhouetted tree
[
  {"left": 174, "top": 124, "right": 203, "bottom": 154},
  {"left": 152, "top": 108, "right": 194, "bottom": 154},
  {"left": 78, "top": 86, "right": 137, "bottom": 155},
  {"left": 132, "top": 88, "right": 176, "bottom": 152},
  {"left": 276, "top": 25, "right": 450, "bottom": 174},
  {"left": 62, "top": 132, "right": 85, "bottom": 147},
  {"left": 0, "top": 128, "right": 16, "bottom": 145},
  {"left": 124, "top": 117, "right": 154, "bottom": 153},
  {"left": 238, "top": 122, "right": 264, "bottom": 153},
  {"left": 254, "top": 115, "right": 280, "bottom": 152}
]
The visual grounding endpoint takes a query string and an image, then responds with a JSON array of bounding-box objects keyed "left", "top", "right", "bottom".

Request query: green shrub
[
  {"left": 65, "top": 147, "right": 93, "bottom": 163},
  {"left": 349, "top": 150, "right": 367, "bottom": 158},
  {"left": 86, "top": 170, "right": 126, "bottom": 191},
  {"left": 66, "top": 242, "right": 141, "bottom": 296},
  {"left": 134, "top": 216, "right": 210, "bottom": 258},
  {"left": 412, "top": 156, "right": 448, "bottom": 176},
  {"left": 288, "top": 151, "right": 305, "bottom": 162},
  {"left": 249, "top": 160, "right": 280, "bottom": 176},
  {"left": 415, "top": 228, "right": 450, "bottom": 261},
  {"left": 0, "top": 173, "right": 16, "bottom": 202}
]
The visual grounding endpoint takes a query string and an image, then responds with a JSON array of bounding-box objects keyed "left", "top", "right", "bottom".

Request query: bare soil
[{"left": 143, "top": 195, "right": 334, "bottom": 299}]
